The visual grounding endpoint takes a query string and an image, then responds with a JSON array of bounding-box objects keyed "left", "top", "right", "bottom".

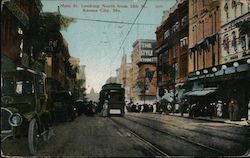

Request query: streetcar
[{"left": 98, "top": 83, "right": 125, "bottom": 116}]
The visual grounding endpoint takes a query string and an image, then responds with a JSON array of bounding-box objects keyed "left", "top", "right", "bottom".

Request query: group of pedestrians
[{"left": 177, "top": 96, "right": 242, "bottom": 121}]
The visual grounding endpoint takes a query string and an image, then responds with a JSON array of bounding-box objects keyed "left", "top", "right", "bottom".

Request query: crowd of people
[{"left": 155, "top": 96, "right": 245, "bottom": 121}]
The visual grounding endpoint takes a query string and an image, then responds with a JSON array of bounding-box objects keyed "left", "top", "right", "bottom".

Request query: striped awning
[{"left": 184, "top": 88, "right": 217, "bottom": 97}]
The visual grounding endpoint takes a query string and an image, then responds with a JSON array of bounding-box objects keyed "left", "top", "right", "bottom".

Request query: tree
[{"left": 29, "top": 12, "right": 75, "bottom": 54}]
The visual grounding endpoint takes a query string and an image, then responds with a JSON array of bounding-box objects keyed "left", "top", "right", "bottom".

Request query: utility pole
[{"left": 144, "top": 73, "right": 146, "bottom": 105}]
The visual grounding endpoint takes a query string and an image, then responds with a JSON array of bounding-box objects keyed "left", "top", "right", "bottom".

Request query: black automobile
[
  {"left": 50, "top": 90, "right": 76, "bottom": 122},
  {"left": 74, "top": 100, "right": 85, "bottom": 115},
  {"left": 84, "top": 101, "right": 96, "bottom": 116}
]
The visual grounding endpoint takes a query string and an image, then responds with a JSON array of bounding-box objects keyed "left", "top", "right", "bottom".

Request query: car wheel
[{"left": 28, "top": 118, "right": 39, "bottom": 155}]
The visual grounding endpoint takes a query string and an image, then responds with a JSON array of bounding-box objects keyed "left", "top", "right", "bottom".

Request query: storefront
[{"left": 187, "top": 58, "right": 250, "bottom": 120}]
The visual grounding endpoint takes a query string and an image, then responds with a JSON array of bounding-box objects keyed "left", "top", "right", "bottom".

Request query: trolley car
[{"left": 98, "top": 83, "right": 125, "bottom": 116}]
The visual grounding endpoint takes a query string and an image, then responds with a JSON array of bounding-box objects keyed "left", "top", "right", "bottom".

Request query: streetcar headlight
[{"left": 8, "top": 113, "right": 23, "bottom": 127}]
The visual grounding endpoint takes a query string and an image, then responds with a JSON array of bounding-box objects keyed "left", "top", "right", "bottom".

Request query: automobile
[
  {"left": 50, "top": 90, "right": 76, "bottom": 123},
  {"left": 83, "top": 100, "right": 96, "bottom": 116},
  {"left": 1, "top": 68, "right": 51, "bottom": 154},
  {"left": 74, "top": 99, "right": 85, "bottom": 115}
]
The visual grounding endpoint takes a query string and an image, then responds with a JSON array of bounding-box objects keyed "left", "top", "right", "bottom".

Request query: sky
[{"left": 41, "top": 0, "right": 176, "bottom": 93}]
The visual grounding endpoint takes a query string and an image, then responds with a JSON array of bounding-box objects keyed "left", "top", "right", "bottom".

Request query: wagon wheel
[{"left": 28, "top": 118, "right": 39, "bottom": 154}]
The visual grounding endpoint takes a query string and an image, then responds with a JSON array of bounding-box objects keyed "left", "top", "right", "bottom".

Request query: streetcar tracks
[
  {"left": 128, "top": 114, "right": 248, "bottom": 145},
  {"left": 109, "top": 117, "right": 169, "bottom": 157},
  {"left": 111, "top": 116, "right": 226, "bottom": 156},
  {"left": 124, "top": 116, "right": 225, "bottom": 155}
]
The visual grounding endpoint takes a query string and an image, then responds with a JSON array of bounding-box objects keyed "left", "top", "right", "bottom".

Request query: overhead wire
[{"left": 109, "top": 0, "right": 148, "bottom": 75}]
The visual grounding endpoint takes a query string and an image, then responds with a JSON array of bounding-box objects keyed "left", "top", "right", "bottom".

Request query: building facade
[
  {"left": 219, "top": 0, "right": 250, "bottom": 120},
  {"left": 155, "top": 0, "right": 188, "bottom": 102},
  {"left": 118, "top": 55, "right": 132, "bottom": 101},
  {"left": 1, "top": 0, "right": 42, "bottom": 72},
  {"left": 186, "top": 0, "right": 250, "bottom": 120},
  {"left": 130, "top": 39, "right": 157, "bottom": 102}
]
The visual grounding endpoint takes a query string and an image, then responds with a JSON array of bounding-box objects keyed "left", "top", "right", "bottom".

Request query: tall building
[
  {"left": 130, "top": 39, "right": 157, "bottom": 102},
  {"left": 118, "top": 54, "right": 132, "bottom": 101},
  {"left": 155, "top": 0, "right": 188, "bottom": 101},
  {"left": 219, "top": 0, "right": 250, "bottom": 119}
]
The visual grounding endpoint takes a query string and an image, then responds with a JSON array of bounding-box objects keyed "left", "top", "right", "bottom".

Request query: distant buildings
[
  {"left": 117, "top": 55, "right": 132, "bottom": 101},
  {"left": 86, "top": 88, "right": 99, "bottom": 102}
]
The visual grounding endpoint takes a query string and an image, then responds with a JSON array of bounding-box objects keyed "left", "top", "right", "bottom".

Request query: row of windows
[{"left": 163, "top": 16, "right": 188, "bottom": 39}]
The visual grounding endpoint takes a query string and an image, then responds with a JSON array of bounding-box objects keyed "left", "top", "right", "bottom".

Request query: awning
[{"left": 184, "top": 88, "right": 217, "bottom": 97}]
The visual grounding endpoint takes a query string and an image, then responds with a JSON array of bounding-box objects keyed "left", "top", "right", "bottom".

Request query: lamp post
[
  {"left": 203, "top": 69, "right": 208, "bottom": 84},
  {"left": 222, "top": 65, "right": 227, "bottom": 74},
  {"left": 247, "top": 59, "right": 250, "bottom": 64},
  {"left": 233, "top": 62, "right": 239, "bottom": 72},
  {"left": 212, "top": 67, "right": 217, "bottom": 76}
]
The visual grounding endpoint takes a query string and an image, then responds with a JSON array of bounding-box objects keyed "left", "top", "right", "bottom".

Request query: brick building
[
  {"left": 1, "top": 0, "right": 42, "bottom": 72},
  {"left": 155, "top": 0, "right": 188, "bottom": 101}
]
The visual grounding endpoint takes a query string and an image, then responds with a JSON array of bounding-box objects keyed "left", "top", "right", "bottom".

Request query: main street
[{"left": 2, "top": 113, "right": 249, "bottom": 157}]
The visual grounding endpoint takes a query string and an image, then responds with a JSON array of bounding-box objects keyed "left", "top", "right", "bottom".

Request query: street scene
[{"left": 1, "top": 0, "right": 250, "bottom": 157}]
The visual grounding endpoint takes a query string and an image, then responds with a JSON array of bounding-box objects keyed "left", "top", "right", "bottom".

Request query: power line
[
  {"left": 109, "top": 0, "right": 148, "bottom": 75},
  {"left": 117, "top": 0, "right": 148, "bottom": 53}
]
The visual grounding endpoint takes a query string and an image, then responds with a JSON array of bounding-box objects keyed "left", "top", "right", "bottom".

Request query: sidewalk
[{"left": 168, "top": 112, "right": 250, "bottom": 126}]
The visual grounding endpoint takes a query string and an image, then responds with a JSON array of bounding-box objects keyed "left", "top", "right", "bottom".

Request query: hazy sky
[{"left": 41, "top": 0, "right": 176, "bottom": 93}]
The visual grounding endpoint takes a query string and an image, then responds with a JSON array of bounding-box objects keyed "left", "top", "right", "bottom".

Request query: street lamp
[
  {"left": 196, "top": 71, "right": 200, "bottom": 75},
  {"left": 203, "top": 69, "right": 208, "bottom": 75},
  {"left": 212, "top": 67, "right": 217, "bottom": 77},
  {"left": 233, "top": 62, "right": 239, "bottom": 72},
  {"left": 247, "top": 58, "right": 250, "bottom": 64},
  {"left": 222, "top": 65, "right": 227, "bottom": 74}
]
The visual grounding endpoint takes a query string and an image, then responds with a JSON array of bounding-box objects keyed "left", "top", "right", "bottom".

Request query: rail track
[
  {"left": 110, "top": 115, "right": 227, "bottom": 156},
  {"left": 127, "top": 113, "right": 248, "bottom": 145},
  {"left": 108, "top": 117, "right": 169, "bottom": 157}
]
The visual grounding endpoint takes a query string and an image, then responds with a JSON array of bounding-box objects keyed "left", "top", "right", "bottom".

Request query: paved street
[{"left": 2, "top": 113, "right": 249, "bottom": 157}]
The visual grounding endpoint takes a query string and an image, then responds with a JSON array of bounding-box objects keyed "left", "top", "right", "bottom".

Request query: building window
[
  {"left": 223, "top": 34, "right": 230, "bottom": 54},
  {"left": 202, "top": 0, "right": 205, "bottom": 8},
  {"left": 224, "top": 2, "right": 229, "bottom": 21},
  {"left": 240, "top": 3, "right": 243, "bottom": 15},
  {"left": 231, "top": 31, "right": 237, "bottom": 51},
  {"left": 240, "top": 34, "right": 246, "bottom": 51},
  {"left": 202, "top": 21, "right": 205, "bottom": 38},
  {"left": 164, "top": 30, "right": 170, "bottom": 39}
]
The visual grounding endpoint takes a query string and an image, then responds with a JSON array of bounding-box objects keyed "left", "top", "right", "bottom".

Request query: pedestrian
[
  {"left": 228, "top": 97, "right": 238, "bottom": 121},
  {"left": 216, "top": 100, "right": 223, "bottom": 118},
  {"left": 102, "top": 100, "right": 109, "bottom": 117},
  {"left": 179, "top": 99, "right": 184, "bottom": 117}
]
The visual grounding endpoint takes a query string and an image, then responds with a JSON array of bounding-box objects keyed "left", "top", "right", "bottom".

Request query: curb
[{"left": 168, "top": 113, "right": 249, "bottom": 127}]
